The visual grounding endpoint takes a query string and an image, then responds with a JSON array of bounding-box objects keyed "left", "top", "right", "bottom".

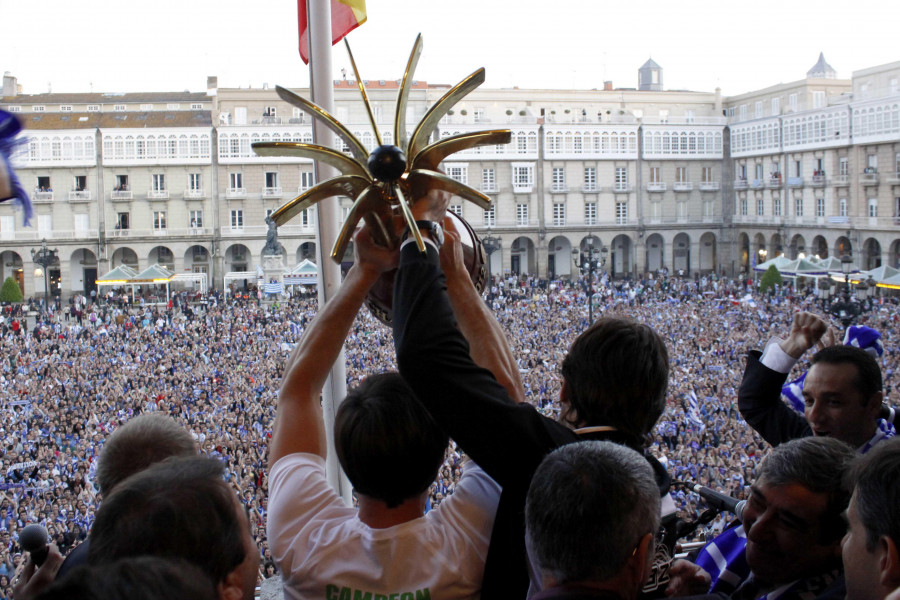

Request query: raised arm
[
  {"left": 394, "top": 190, "right": 563, "bottom": 486},
  {"left": 269, "top": 225, "right": 398, "bottom": 468},
  {"left": 441, "top": 218, "right": 525, "bottom": 404}
]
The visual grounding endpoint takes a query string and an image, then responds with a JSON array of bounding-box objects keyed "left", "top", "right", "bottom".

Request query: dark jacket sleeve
[
  {"left": 737, "top": 350, "right": 812, "bottom": 447},
  {"left": 393, "top": 242, "right": 566, "bottom": 487}
]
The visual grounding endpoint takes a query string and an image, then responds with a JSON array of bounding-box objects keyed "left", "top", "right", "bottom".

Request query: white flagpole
[{"left": 306, "top": 0, "right": 352, "bottom": 503}]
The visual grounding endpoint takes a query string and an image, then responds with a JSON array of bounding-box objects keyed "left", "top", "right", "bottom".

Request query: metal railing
[
  {"left": 68, "top": 190, "right": 92, "bottom": 201},
  {"left": 147, "top": 190, "right": 169, "bottom": 200},
  {"left": 646, "top": 182, "right": 666, "bottom": 192},
  {"left": 699, "top": 181, "right": 720, "bottom": 191},
  {"left": 673, "top": 182, "right": 693, "bottom": 191}
]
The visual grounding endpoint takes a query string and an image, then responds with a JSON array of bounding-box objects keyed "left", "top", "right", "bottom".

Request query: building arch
[
  {"left": 645, "top": 233, "right": 665, "bottom": 274},
  {"left": 296, "top": 242, "right": 317, "bottom": 264},
  {"left": 69, "top": 248, "right": 98, "bottom": 296},
  {"left": 111, "top": 247, "right": 138, "bottom": 270},
  {"left": 862, "top": 238, "right": 881, "bottom": 270},
  {"left": 834, "top": 236, "right": 852, "bottom": 257},
  {"left": 225, "top": 244, "right": 251, "bottom": 272},
  {"left": 699, "top": 232, "right": 716, "bottom": 273},
  {"left": 184, "top": 245, "right": 210, "bottom": 274},
  {"left": 737, "top": 232, "right": 750, "bottom": 273},
  {"left": 811, "top": 236, "right": 828, "bottom": 260},
  {"left": 673, "top": 232, "right": 691, "bottom": 275},
  {"left": 0, "top": 251, "right": 25, "bottom": 297},
  {"left": 789, "top": 234, "right": 807, "bottom": 259},
  {"left": 547, "top": 235, "right": 573, "bottom": 279},
  {"left": 148, "top": 246, "right": 175, "bottom": 270},
  {"left": 509, "top": 236, "right": 535, "bottom": 274},
  {"left": 610, "top": 234, "right": 633, "bottom": 278}
]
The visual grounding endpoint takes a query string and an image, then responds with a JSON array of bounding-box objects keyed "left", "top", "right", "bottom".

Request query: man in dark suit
[
  {"left": 392, "top": 188, "right": 672, "bottom": 598},
  {"left": 738, "top": 311, "right": 887, "bottom": 452}
]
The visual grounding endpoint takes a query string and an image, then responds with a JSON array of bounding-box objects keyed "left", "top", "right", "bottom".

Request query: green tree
[
  {"left": 0, "top": 277, "right": 23, "bottom": 303},
  {"left": 759, "top": 264, "right": 783, "bottom": 294}
]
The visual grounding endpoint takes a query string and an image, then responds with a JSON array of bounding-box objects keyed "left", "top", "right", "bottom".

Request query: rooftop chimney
[
  {"left": 3, "top": 73, "right": 17, "bottom": 98},
  {"left": 603, "top": 81, "right": 613, "bottom": 91}
]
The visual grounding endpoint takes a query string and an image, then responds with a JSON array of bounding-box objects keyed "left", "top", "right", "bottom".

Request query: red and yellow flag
[{"left": 298, "top": 0, "right": 367, "bottom": 64}]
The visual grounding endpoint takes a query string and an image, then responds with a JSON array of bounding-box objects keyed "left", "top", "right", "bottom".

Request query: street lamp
[
  {"left": 816, "top": 276, "right": 832, "bottom": 310},
  {"left": 572, "top": 239, "right": 608, "bottom": 324},
  {"left": 481, "top": 232, "right": 501, "bottom": 282},
  {"left": 31, "top": 238, "right": 58, "bottom": 318},
  {"left": 828, "top": 254, "right": 869, "bottom": 328}
]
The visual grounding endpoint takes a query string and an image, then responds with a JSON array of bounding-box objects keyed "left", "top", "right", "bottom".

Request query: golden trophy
[{"left": 253, "top": 35, "right": 511, "bottom": 323}]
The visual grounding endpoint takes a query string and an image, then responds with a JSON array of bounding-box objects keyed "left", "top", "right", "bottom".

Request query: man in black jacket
[
  {"left": 392, "top": 189, "right": 672, "bottom": 598},
  {"left": 738, "top": 312, "right": 887, "bottom": 452}
]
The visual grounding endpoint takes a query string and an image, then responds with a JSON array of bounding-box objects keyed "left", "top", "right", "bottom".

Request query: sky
[{"left": 3, "top": 0, "right": 898, "bottom": 98}]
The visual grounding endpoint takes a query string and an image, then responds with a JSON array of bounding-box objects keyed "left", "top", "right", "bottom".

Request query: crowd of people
[{"left": 0, "top": 270, "right": 898, "bottom": 596}]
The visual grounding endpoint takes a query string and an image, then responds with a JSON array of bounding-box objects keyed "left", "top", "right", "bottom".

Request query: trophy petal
[
  {"left": 407, "top": 169, "right": 492, "bottom": 210},
  {"left": 275, "top": 85, "right": 369, "bottom": 161},
  {"left": 269, "top": 175, "right": 371, "bottom": 226},
  {"left": 252, "top": 142, "right": 369, "bottom": 178},
  {"left": 392, "top": 185, "right": 425, "bottom": 253},
  {"left": 407, "top": 68, "right": 485, "bottom": 161},
  {"left": 411, "top": 130, "right": 512, "bottom": 169},
  {"left": 331, "top": 184, "right": 397, "bottom": 261},
  {"left": 394, "top": 33, "right": 424, "bottom": 153},
  {"left": 343, "top": 39, "right": 383, "bottom": 147}
]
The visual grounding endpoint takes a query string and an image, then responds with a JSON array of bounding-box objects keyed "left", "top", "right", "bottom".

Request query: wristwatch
[{"left": 408, "top": 220, "right": 444, "bottom": 248}]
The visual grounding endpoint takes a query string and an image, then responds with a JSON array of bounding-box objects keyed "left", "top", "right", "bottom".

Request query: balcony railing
[
  {"left": 646, "top": 182, "right": 666, "bottom": 192},
  {"left": 262, "top": 187, "right": 283, "bottom": 198},
  {"left": 673, "top": 182, "right": 693, "bottom": 191},
  {"left": 833, "top": 175, "right": 850, "bottom": 186},
  {"left": 550, "top": 185, "right": 568, "bottom": 193},
  {"left": 226, "top": 188, "right": 246, "bottom": 199},
  {"left": 481, "top": 184, "right": 498, "bottom": 193},
  {"left": 861, "top": 172, "right": 879, "bottom": 185},
  {"left": 147, "top": 190, "right": 169, "bottom": 200},
  {"left": 810, "top": 175, "right": 827, "bottom": 187},
  {"left": 33, "top": 191, "right": 54, "bottom": 202},
  {"left": 766, "top": 177, "right": 782, "bottom": 188},
  {"left": 733, "top": 180, "right": 748, "bottom": 190},
  {"left": 613, "top": 183, "right": 632, "bottom": 193},
  {"left": 512, "top": 183, "right": 533, "bottom": 194},
  {"left": 582, "top": 184, "right": 598, "bottom": 193},
  {"left": 699, "top": 181, "right": 720, "bottom": 191},
  {"left": 886, "top": 172, "right": 900, "bottom": 184},
  {"left": 787, "top": 177, "right": 804, "bottom": 187},
  {"left": 110, "top": 190, "right": 133, "bottom": 201},
  {"left": 750, "top": 179, "right": 764, "bottom": 189},
  {"left": 68, "top": 190, "right": 92, "bottom": 201},
  {"left": 184, "top": 189, "right": 206, "bottom": 199}
]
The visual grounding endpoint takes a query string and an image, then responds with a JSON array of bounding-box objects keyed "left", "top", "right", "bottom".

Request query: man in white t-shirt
[{"left": 268, "top": 222, "right": 515, "bottom": 600}]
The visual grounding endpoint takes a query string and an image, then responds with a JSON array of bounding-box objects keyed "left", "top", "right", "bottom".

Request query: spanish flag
[{"left": 298, "top": 0, "right": 367, "bottom": 64}]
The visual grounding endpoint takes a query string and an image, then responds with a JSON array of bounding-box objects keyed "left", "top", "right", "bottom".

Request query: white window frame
[
  {"left": 585, "top": 202, "right": 597, "bottom": 225},
  {"left": 583, "top": 167, "right": 596, "bottom": 191},
  {"left": 190, "top": 210, "right": 203, "bottom": 228},
  {"left": 868, "top": 198, "right": 877, "bottom": 218},
  {"left": 614, "top": 167, "right": 628, "bottom": 191},
  {"left": 446, "top": 164, "right": 468, "bottom": 185},
  {"left": 482, "top": 168, "right": 496, "bottom": 192},
  {"left": 615, "top": 201, "right": 628, "bottom": 225},
  {"left": 512, "top": 162, "right": 535, "bottom": 193},
  {"left": 551, "top": 167, "right": 566, "bottom": 192},
  {"left": 230, "top": 209, "right": 244, "bottom": 230},
  {"left": 153, "top": 211, "right": 167, "bottom": 230},
  {"left": 816, "top": 197, "right": 825, "bottom": 217},
  {"left": 839, "top": 198, "right": 848, "bottom": 217},
  {"left": 552, "top": 202, "right": 566, "bottom": 226},
  {"left": 483, "top": 206, "right": 496, "bottom": 227},
  {"left": 516, "top": 203, "right": 529, "bottom": 226}
]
